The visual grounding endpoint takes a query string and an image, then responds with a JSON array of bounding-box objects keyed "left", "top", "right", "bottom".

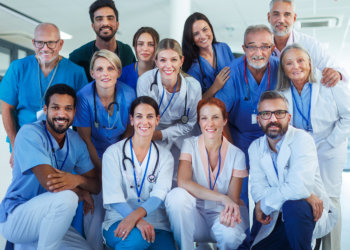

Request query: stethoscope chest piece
[
  {"left": 181, "top": 115, "right": 189, "bottom": 124},
  {"left": 147, "top": 174, "right": 157, "bottom": 183}
]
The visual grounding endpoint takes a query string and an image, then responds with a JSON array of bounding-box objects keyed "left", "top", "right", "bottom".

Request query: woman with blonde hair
[{"left": 74, "top": 49, "right": 136, "bottom": 249}]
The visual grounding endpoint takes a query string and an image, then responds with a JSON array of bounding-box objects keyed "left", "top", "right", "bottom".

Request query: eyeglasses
[
  {"left": 33, "top": 40, "right": 60, "bottom": 49},
  {"left": 258, "top": 110, "right": 288, "bottom": 120},
  {"left": 244, "top": 45, "right": 273, "bottom": 52}
]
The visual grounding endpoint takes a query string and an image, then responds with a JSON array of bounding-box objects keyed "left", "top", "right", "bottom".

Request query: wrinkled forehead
[{"left": 245, "top": 30, "right": 273, "bottom": 45}]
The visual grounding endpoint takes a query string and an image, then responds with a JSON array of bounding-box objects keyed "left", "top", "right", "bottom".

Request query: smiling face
[
  {"left": 155, "top": 49, "right": 184, "bottom": 82},
  {"left": 136, "top": 32, "right": 156, "bottom": 62},
  {"left": 268, "top": 1, "right": 296, "bottom": 37},
  {"left": 258, "top": 98, "right": 291, "bottom": 140},
  {"left": 33, "top": 24, "right": 63, "bottom": 65},
  {"left": 130, "top": 103, "right": 160, "bottom": 138},
  {"left": 192, "top": 19, "right": 214, "bottom": 50},
  {"left": 44, "top": 94, "right": 75, "bottom": 135},
  {"left": 92, "top": 7, "right": 119, "bottom": 42},
  {"left": 199, "top": 104, "right": 227, "bottom": 140},
  {"left": 282, "top": 48, "right": 311, "bottom": 86},
  {"left": 91, "top": 57, "right": 120, "bottom": 90},
  {"left": 243, "top": 30, "right": 274, "bottom": 70}
]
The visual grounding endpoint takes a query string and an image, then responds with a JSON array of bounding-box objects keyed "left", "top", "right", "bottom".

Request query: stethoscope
[
  {"left": 291, "top": 82, "right": 313, "bottom": 132},
  {"left": 122, "top": 136, "right": 160, "bottom": 184},
  {"left": 198, "top": 45, "right": 219, "bottom": 87},
  {"left": 150, "top": 70, "right": 189, "bottom": 124},
  {"left": 43, "top": 120, "right": 69, "bottom": 170},
  {"left": 243, "top": 56, "right": 271, "bottom": 101},
  {"left": 93, "top": 82, "right": 120, "bottom": 129}
]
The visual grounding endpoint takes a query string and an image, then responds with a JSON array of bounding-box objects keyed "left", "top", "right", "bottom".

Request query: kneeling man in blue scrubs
[
  {"left": 0, "top": 84, "right": 100, "bottom": 250},
  {"left": 249, "top": 91, "right": 337, "bottom": 250}
]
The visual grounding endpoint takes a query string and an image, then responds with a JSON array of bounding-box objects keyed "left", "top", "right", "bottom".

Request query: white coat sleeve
[
  {"left": 102, "top": 145, "right": 127, "bottom": 205},
  {"left": 161, "top": 78, "right": 202, "bottom": 142},
  {"left": 305, "top": 33, "right": 349, "bottom": 82},
  {"left": 149, "top": 149, "right": 174, "bottom": 200},
  {"left": 327, "top": 81, "right": 350, "bottom": 146}
]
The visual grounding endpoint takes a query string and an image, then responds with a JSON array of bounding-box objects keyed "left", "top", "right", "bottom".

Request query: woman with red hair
[{"left": 165, "top": 97, "right": 249, "bottom": 250}]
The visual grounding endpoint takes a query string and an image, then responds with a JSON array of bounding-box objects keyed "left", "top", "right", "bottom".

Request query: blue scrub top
[
  {"left": 187, "top": 42, "right": 234, "bottom": 93},
  {"left": 215, "top": 56, "right": 279, "bottom": 162},
  {"left": 119, "top": 62, "right": 138, "bottom": 91},
  {"left": 0, "top": 121, "right": 94, "bottom": 222},
  {"left": 74, "top": 80, "right": 136, "bottom": 157},
  {"left": 0, "top": 55, "right": 88, "bottom": 129}
]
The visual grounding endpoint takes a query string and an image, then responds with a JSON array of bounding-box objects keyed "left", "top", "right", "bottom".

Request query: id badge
[
  {"left": 36, "top": 109, "right": 46, "bottom": 121},
  {"left": 251, "top": 114, "right": 257, "bottom": 124}
]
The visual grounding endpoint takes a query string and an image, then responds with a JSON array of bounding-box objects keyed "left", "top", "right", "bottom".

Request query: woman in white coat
[
  {"left": 137, "top": 38, "right": 202, "bottom": 183},
  {"left": 102, "top": 96, "right": 176, "bottom": 250},
  {"left": 277, "top": 43, "right": 350, "bottom": 249},
  {"left": 165, "top": 98, "right": 249, "bottom": 250}
]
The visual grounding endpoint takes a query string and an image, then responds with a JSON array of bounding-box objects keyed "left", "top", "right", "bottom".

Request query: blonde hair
[
  {"left": 277, "top": 43, "right": 316, "bottom": 91},
  {"left": 90, "top": 49, "right": 122, "bottom": 74},
  {"left": 155, "top": 38, "right": 183, "bottom": 60}
]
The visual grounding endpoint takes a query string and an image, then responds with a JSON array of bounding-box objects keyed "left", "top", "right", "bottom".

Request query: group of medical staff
[{"left": 1, "top": 0, "right": 349, "bottom": 248}]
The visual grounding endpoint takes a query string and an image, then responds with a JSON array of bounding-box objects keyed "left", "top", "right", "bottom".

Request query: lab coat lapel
[
  {"left": 276, "top": 126, "right": 293, "bottom": 183},
  {"left": 310, "top": 82, "right": 320, "bottom": 128},
  {"left": 259, "top": 136, "right": 279, "bottom": 185}
]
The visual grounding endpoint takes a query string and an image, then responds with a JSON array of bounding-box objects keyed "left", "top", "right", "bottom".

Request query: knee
[
  {"left": 117, "top": 228, "right": 150, "bottom": 250},
  {"left": 165, "top": 187, "right": 194, "bottom": 211},
  {"left": 214, "top": 225, "right": 246, "bottom": 249},
  {"left": 282, "top": 200, "right": 313, "bottom": 219},
  {"left": 51, "top": 190, "right": 79, "bottom": 215}
]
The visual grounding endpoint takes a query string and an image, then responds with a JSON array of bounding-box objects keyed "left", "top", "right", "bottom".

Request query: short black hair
[
  {"left": 44, "top": 84, "right": 77, "bottom": 108},
  {"left": 89, "top": 0, "right": 119, "bottom": 22},
  {"left": 130, "top": 96, "right": 159, "bottom": 116}
]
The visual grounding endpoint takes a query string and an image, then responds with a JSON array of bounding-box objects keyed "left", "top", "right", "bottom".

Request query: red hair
[
  {"left": 197, "top": 97, "right": 229, "bottom": 138},
  {"left": 197, "top": 97, "right": 228, "bottom": 122}
]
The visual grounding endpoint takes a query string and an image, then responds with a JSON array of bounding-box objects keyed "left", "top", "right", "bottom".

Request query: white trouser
[
  {"left": 165, "top": 187, "right": 248, "bottom": 250},
  {"left": 84, "top": 191, "right": 105, "bottom": 250},
  {"left": 0, "top": 190, "right": 92, "bottom": 250},
  {"left": 322, "top": 197, "right": 341, "bottom": 250}
]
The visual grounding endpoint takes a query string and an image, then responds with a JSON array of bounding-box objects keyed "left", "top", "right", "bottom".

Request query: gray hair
[
  {"left": 257, "top": 90, "right": 289, "bottom": 111},
  {"left": 34, "top": 23, "right": 61, "bottom": 39},
  {"left": 276, "top": 43, "right": 316, "bottom": 91},
  {"left": 269, "top": 0, "right": 295, "bottom": 12},
  {"left": 243, "top": 24, "right": 274, "bottom": 45}
]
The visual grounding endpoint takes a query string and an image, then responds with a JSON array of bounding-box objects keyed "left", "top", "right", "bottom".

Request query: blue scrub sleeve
[
  {"left": 141, "top": 196, "right": 162, "bottom": 216},
  {"left": 111, "top": 203, "right": 134, "bottom": 218}
]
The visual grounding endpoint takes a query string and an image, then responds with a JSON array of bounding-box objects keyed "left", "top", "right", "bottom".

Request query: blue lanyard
[
  {"left": 291, "top": 83, "right": 312, "bottom": 131},
  {"left": 130, "top": 138, "right": 152, "bottom": 202},
  {"left": 206, "top": 144, "right": 222, "bottom": 190},
  {"left": 159, "top": 76, "right": 179, "bottom": 118},
  {"left": 43, "top": 121, "right": 69, "bottom": 170}
]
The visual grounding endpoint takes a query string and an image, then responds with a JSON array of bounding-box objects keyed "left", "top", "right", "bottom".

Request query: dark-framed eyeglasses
[
  {"left": 33, "top": 40, "right": 60, "bottom": 49},
  {"left": 258, "top": 110, "right": 288, "bottom": 120},
  {"left": 244, "top": 45, "right": 273, "bottom": 52}
]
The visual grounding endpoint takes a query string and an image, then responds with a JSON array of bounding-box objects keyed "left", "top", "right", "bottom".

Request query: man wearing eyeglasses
[
  {"left": 215, "top": 25, "right": 279, "bottom": 214},
  {"left": 268, "top": 0, "right": 348, "bottom": 86},
  {"left": 249, "top": 90, "right": 337, "bottom": 249},
  {"left": 0, "top": 23, "right": 88, "bottom": 167}
]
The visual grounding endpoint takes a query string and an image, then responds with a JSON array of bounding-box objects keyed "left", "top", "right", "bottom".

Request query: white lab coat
[
  {"left": 249, "top": 126, "right": 338, "bottom": 246},
  {"left": 137, "top": 69, "right": 202, "bottom": 150},
  {"left": 102, "top": 138, "right": 174, "bottom": 232},
  {"left": 274, "top": 30, "right": 348, "bottom": 81},
  {"left": 280, "top": 78, "right": 350, "bottom": 197}
]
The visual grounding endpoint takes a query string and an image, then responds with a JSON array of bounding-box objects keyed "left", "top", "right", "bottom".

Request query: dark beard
[{"left": 47, "top": 117, "right": 70, "bottom": 134}]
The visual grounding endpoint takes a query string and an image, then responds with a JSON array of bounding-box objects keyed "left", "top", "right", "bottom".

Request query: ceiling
[{"left": 0, "top": 0, "right": 349, "bottom": 67}]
